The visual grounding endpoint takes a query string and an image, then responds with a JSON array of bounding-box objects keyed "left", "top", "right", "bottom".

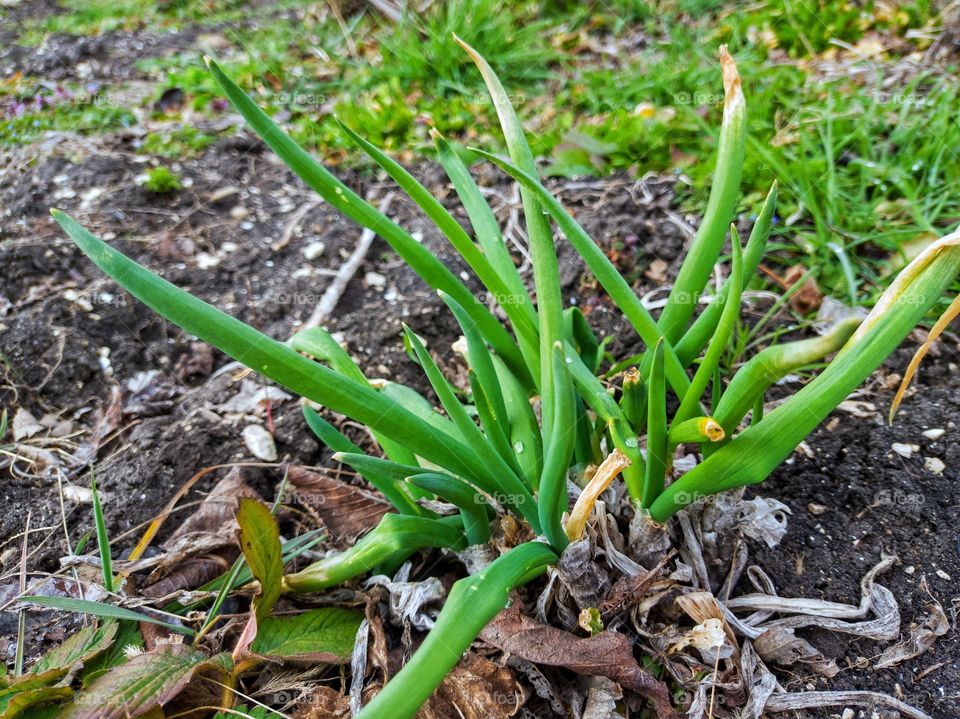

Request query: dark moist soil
[
  {"left": 749, "top": 351, "right": 960, "bottom": 718},
  {"left": 1, "top": 136, "right": 958, "bottom": 717}
]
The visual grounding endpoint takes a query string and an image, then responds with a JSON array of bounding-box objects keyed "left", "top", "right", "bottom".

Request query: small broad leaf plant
[{"left": 52, "top": 40, "right": 960, "bottom": 719}]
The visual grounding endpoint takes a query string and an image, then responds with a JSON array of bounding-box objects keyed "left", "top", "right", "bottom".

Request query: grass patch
[{"left": 6, "top": 0, "right": 957, "bottom": 306}]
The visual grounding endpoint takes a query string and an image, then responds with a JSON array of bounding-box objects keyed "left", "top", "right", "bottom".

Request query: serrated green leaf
[
  {"left": 0, "top": 683, "right": 73, "bottom": 718},
  {"left": 58, "top": 644, "right": 206, "bottom": 719},
  {"left": 236, "top": 498, "right": 282, "bottom": 623},
  {"left": 251, "top": 607, "right": 363, "bottom": 663},
  {"left": 30, "top": 620, "right": 117, "bottom": 677},
  {"left": 80, "top": 621, "right": 144, "bottom": 687}
]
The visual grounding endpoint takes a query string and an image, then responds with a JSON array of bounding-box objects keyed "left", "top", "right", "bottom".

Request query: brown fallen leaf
[
  {"left": 760, "top": 263, "right": 822, "bottom": 315},
  {"left": 139, "top": 469, "right": 261, "bottom": 598},
  {"left": 417, "top": 652, "right": 523, "bottom": 719},
  {"left": 295, "top": 653, "right": 521, "bottom": 719},
  {"left": 294, "top": 686, "right": 352, "bottom": 719},
  {"left": 281, "top": 465, "right": 391, "bottom": 545},
  {"left": 644, "top": 258, "right": 670, "bottom": 285},
  {"left": 480, "top": 604, "right": 684, "bottom": 719}
]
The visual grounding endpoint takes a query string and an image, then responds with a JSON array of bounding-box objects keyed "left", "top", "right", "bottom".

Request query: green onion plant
[{"left": 52, "top": 41, "right": 960, "bottom": 719}]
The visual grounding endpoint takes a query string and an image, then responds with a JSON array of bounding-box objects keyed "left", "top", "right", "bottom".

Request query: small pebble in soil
[
  {"left": 807, "top": 503, "right": 827, "bottom": 515},
  {"left": 924, "top": 457, "right": 946, "bottom": 475},
  {"left": 303, "top": 241, "right": 326, "bottom": 260},
  {"left": 935, "top": 568, "right": 951, "bottom": 581},
  {"left": 922, "top": 428, "right": 945, "bottom": 440},
  {"left": 242, "top": 424, "right": 277, "bottom": 461},
  {"left": 230, "top": 205, "right": 249, "bottom": 220},
  {"left": 98, "top": 346, "right": 112, "bottom": 375},
  {"left": 195, "top": 252, "right": 219, "bottom": 269},
  {"left": 904, "top": 565, "right": 915, "bottom": 575},
  {"left": 365, "top": 272, "right": 386, "bottom": 289},
  {"left": 891, "top": 442, "right": 916, "bottom": 458}
]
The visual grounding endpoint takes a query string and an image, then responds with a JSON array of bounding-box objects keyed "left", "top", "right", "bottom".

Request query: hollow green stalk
[
  {"left": 51, "top": 211, "right": 497, "bottom": 501},
  {"left": 406, "top": 473, "right": 492, "bottom": 545},
  {"left": 675, "top": 181, "right": 777, "bottom": 366},
  {"left": 658, "top": 46, "right": 746, "bottom": 343},
  {"left": 672, "top": 226, "right": 743, "bottom": 427},
  {"left": 336, "top": 119, "right": 539, "bottom": 382},
  {"left": 355, "top": 541, "right": 557, "bottom": 719},
  {"left": 562, "top": 343, "right": 645, "bottom": 498},
  {"left": 713, "top": 316, "right": 861, "bottom": 435},
  {"left": 650, "top": 232, "right": 960, "bottom": 521},
  {"left": 283, "top": 515, "right": 466, "bottom": 593},
  {"left": 642, "top": 340, "right": 667, "bottom": 507},
  {"left": 204, "top": 57, "right": 531, "bottom": 389}
]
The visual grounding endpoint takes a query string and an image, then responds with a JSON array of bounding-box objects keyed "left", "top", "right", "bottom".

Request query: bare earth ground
[
  {"left": 0, "top": 3, "right": 958, "bottom": 716},
  {"left": 1, "top": 130, "right": 958, "bottom": 716}
]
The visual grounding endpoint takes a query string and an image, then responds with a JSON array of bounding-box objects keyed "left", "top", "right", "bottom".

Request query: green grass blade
[
  {"left": 22, "top": 597, "right": 195, "bottom": 636},
  {"left": 204, "top": 57, "right": 531, "bottom": 391},
  {"left": 89, "top": 469, "right": 113, "bottom": 593},
  {"left": 51, "top": 210, "right": 489, "bottom": 491},
  {"left": 657, "top": 47, "right": 746, "bottom": 343},
  {"left": 673, "top": 226, "right": 744, "bottom": 426}
]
